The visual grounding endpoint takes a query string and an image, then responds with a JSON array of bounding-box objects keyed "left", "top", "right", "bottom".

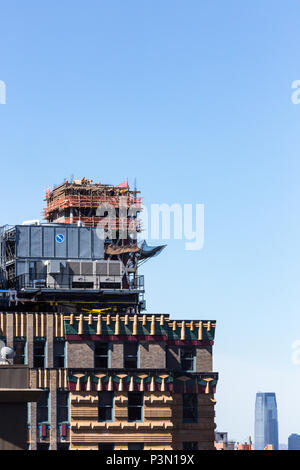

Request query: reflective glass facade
[{"left": 254, "top": 392, "right": 279, "bottom": 450}]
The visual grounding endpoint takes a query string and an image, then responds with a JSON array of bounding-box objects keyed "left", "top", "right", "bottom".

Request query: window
[
  {"left": 57, "top": 391, "right": 69, "bottom": 423},
  {"left": 98, "top": 443, "right": 115, "bottom": 450},
  {"left": 124, "top": 343, "right": 139, "bottom": 368},
  {"left": 94, "top": 342, "right": 109, "bottom": 368},
  {"left": 180, "top": 346, "right": 195, "bottom": 371},
  {"left": 98, "top": 392, "right": 114, "bottom": 422},
  {"left": 14, "top": 339, "right": 27, "bottom": 364},
  {"left": 36, "top": 443, "right": 50, "bottom": 450},
  {"left": 37, "top": 391, "right": 49, "bottom": 424},
  {"left": 34, "top": 339, "right": 46, "bottom": 368},
  {"left": 57, "top": 443, "right": 70, "bottom": 450},
  {"left": 128, "top": 443, "right": 144, "bottom": 450},
  {"left": 54, "top": 340, "right": 65, "bottom": 368},
  {"left": 183, "top": 442, "right": 198, "bottom": 450},
  {"left": 128, "top": 392, "right": 143, "bottom": 422},
  {"left": 182, "top": 394, "right": 198, "bottom": 423}
]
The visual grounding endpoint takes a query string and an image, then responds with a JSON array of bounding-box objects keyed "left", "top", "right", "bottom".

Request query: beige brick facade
[
  {"left": 0, "top": 312, "right": 217, "bottom": 450},
  {"left": 69, "top": 391, "right": 216, "bottom": 450},
  {"left": 67, "top": 341, "right": 94, "bottom": 369},
  {"left": 110, "top": 342, "right": 123, "bottom": 368},
  {"left": 140, "top": 342, "right": 166, "bottom": 369},
  {"left": 196, "top": 346, "right": 212, "bottom": 372}
]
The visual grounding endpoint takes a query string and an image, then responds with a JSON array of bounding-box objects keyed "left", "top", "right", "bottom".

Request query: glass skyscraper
[
  {"left": 288, "top": 434, "right": 300, "bottom": 450},
  {"left": 254, "top": 392, "right": 279, "bottom": 450}
]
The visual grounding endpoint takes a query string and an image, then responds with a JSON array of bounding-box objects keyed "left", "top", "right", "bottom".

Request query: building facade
[
  {"left": 288, "top": 433, "right": 300, "bottom": 450},
  {"left": 0, "top": 312, "right": 217, "bottom": 450},
  {"left": 215, "top": 432, "right": 235, "bottom": 450},
  {"left": 254, "top": 392, "right": 279, "bottom": 450},
  {"left": 0, "top": 178, "right": 218, "bottom": 450},
  {"left": 0, "top": 365, "right": 44, "bottom": 450}
]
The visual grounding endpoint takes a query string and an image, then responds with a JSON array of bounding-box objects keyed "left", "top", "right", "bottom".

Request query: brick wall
[
  {"left": 69, "top": 391, "right": 216, "bottom": 450},
  {"left": 67, "top": 341, "right": 94, "bottom": 368},
  {"left": 139, "top": 342, "right": 166, "bottom": 368},
  {"left": 110, "top": 342, "right": 123, "bottom": 368},
  {"left": 29, "top": 369, "right": 38, "bottom": 450},
  {"left": 27, "top": 314, "right": 34, "bottom": 368},
  {"left": 166, "top": 345, "right": 180, "bottom": 369},
  {"left": 166, "top": 345, "right": 212, "bottom": 372},
  {"left": 47, "top": 315, "right": 54, "bottom": 368},
  {"left": 6, "top": 313, "right": 14, "bottom": 349},
  {"left": 49, "top": 370, "right": 58, "bottom": 449},
  {"left": 2, "top": 310, "right": 216, "bottom": 450},
  {"left": 171, "top": 394, "right": 216, "bottom": 450},
  {"left": 195, "top": 346, "right": 212, "bottom": 372}
]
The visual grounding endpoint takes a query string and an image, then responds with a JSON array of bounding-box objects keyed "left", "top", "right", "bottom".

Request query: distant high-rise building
[
  {"left": 215, "top": 432, "right": 235, "bottom": 450},
  {"left": 254, "top": 392, "right": 279, "bottom": 450},
  {"left": 237, "top": 436, "right": 253, "bottom": 451},
  {"left": 279, "top": 443, "right": 288, "bottom": 450},
  {"left": 288, "top": 434, "right": 300, "bottom": 450}
]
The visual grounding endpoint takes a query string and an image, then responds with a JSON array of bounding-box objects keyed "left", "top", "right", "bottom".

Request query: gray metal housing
[
  {"left": 15, "top": 225, "right": 104, "bottom": 260},
  {"left": 0, "top": 224, "right": 144, "bottom": 304}
]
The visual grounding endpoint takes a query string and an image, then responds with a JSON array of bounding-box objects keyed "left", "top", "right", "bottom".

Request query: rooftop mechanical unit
[{"left": 0, "top": 225, "right": 144, "bottom": 305}]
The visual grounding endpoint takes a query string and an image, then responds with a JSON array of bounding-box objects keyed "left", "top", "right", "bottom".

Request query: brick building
[{"left": 0, "top": 178, "right": 218, "bottom": 450}]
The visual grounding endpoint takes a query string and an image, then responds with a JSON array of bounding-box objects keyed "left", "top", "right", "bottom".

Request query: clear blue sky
[{"left": 1, "top": 0, "right": 300, "bottom": 444}]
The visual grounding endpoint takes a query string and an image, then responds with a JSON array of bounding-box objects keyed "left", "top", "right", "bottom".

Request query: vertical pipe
[
  {"left": 21, "top": 313, "right": 25, "bottom": 337},
  {"left": 41, "top": 314, "right": 44, "bottom": 337},
  {"left": 0, "top": 314, "right": 4, "bottom": 335},
  {"left": 55, "top": 314, "right": 59, "bottom": 337},
  {"left": 44, "top": 369, "right": 48, "bottom": 388},
  {"left": 60, "top": 314, "right": 64, "bottom": 337},
  {"left": 64, "top": 369, "right": 67, "bottom": 389},
  {"left": 35, "top": 314, "right": 39, "bottom": 337},
  {"left": 15, "top": 313, "right": 19, "bottom": 337}
]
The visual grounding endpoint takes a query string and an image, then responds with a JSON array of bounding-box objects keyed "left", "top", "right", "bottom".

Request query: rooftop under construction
[
  {"left": 43, "top": 177, "right": 142, "bottom": 228},
  {"left": 0, "top": 177, "right": 218, "bottom": 451},
  {"left": 0, "top": 178, "right": 165, "bottom": 312}
]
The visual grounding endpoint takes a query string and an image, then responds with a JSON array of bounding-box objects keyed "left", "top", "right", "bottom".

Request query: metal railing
[{"left": 15, "top": 273, "right": 144, "bottom": 291}]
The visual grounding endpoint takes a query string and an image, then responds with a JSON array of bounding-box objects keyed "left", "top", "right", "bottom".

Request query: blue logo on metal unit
[{"left": 56, "top": 234, "right": 65, "bottom": 244}]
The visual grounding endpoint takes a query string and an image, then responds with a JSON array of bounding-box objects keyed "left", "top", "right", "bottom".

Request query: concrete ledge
[{"left": 0, "top": 389, "right": 45, "bottom": 403}]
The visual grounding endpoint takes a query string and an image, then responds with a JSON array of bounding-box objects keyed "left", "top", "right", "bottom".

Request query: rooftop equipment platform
[{"left": 0, "top": 224, "right": 145, "bottom": 310}]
